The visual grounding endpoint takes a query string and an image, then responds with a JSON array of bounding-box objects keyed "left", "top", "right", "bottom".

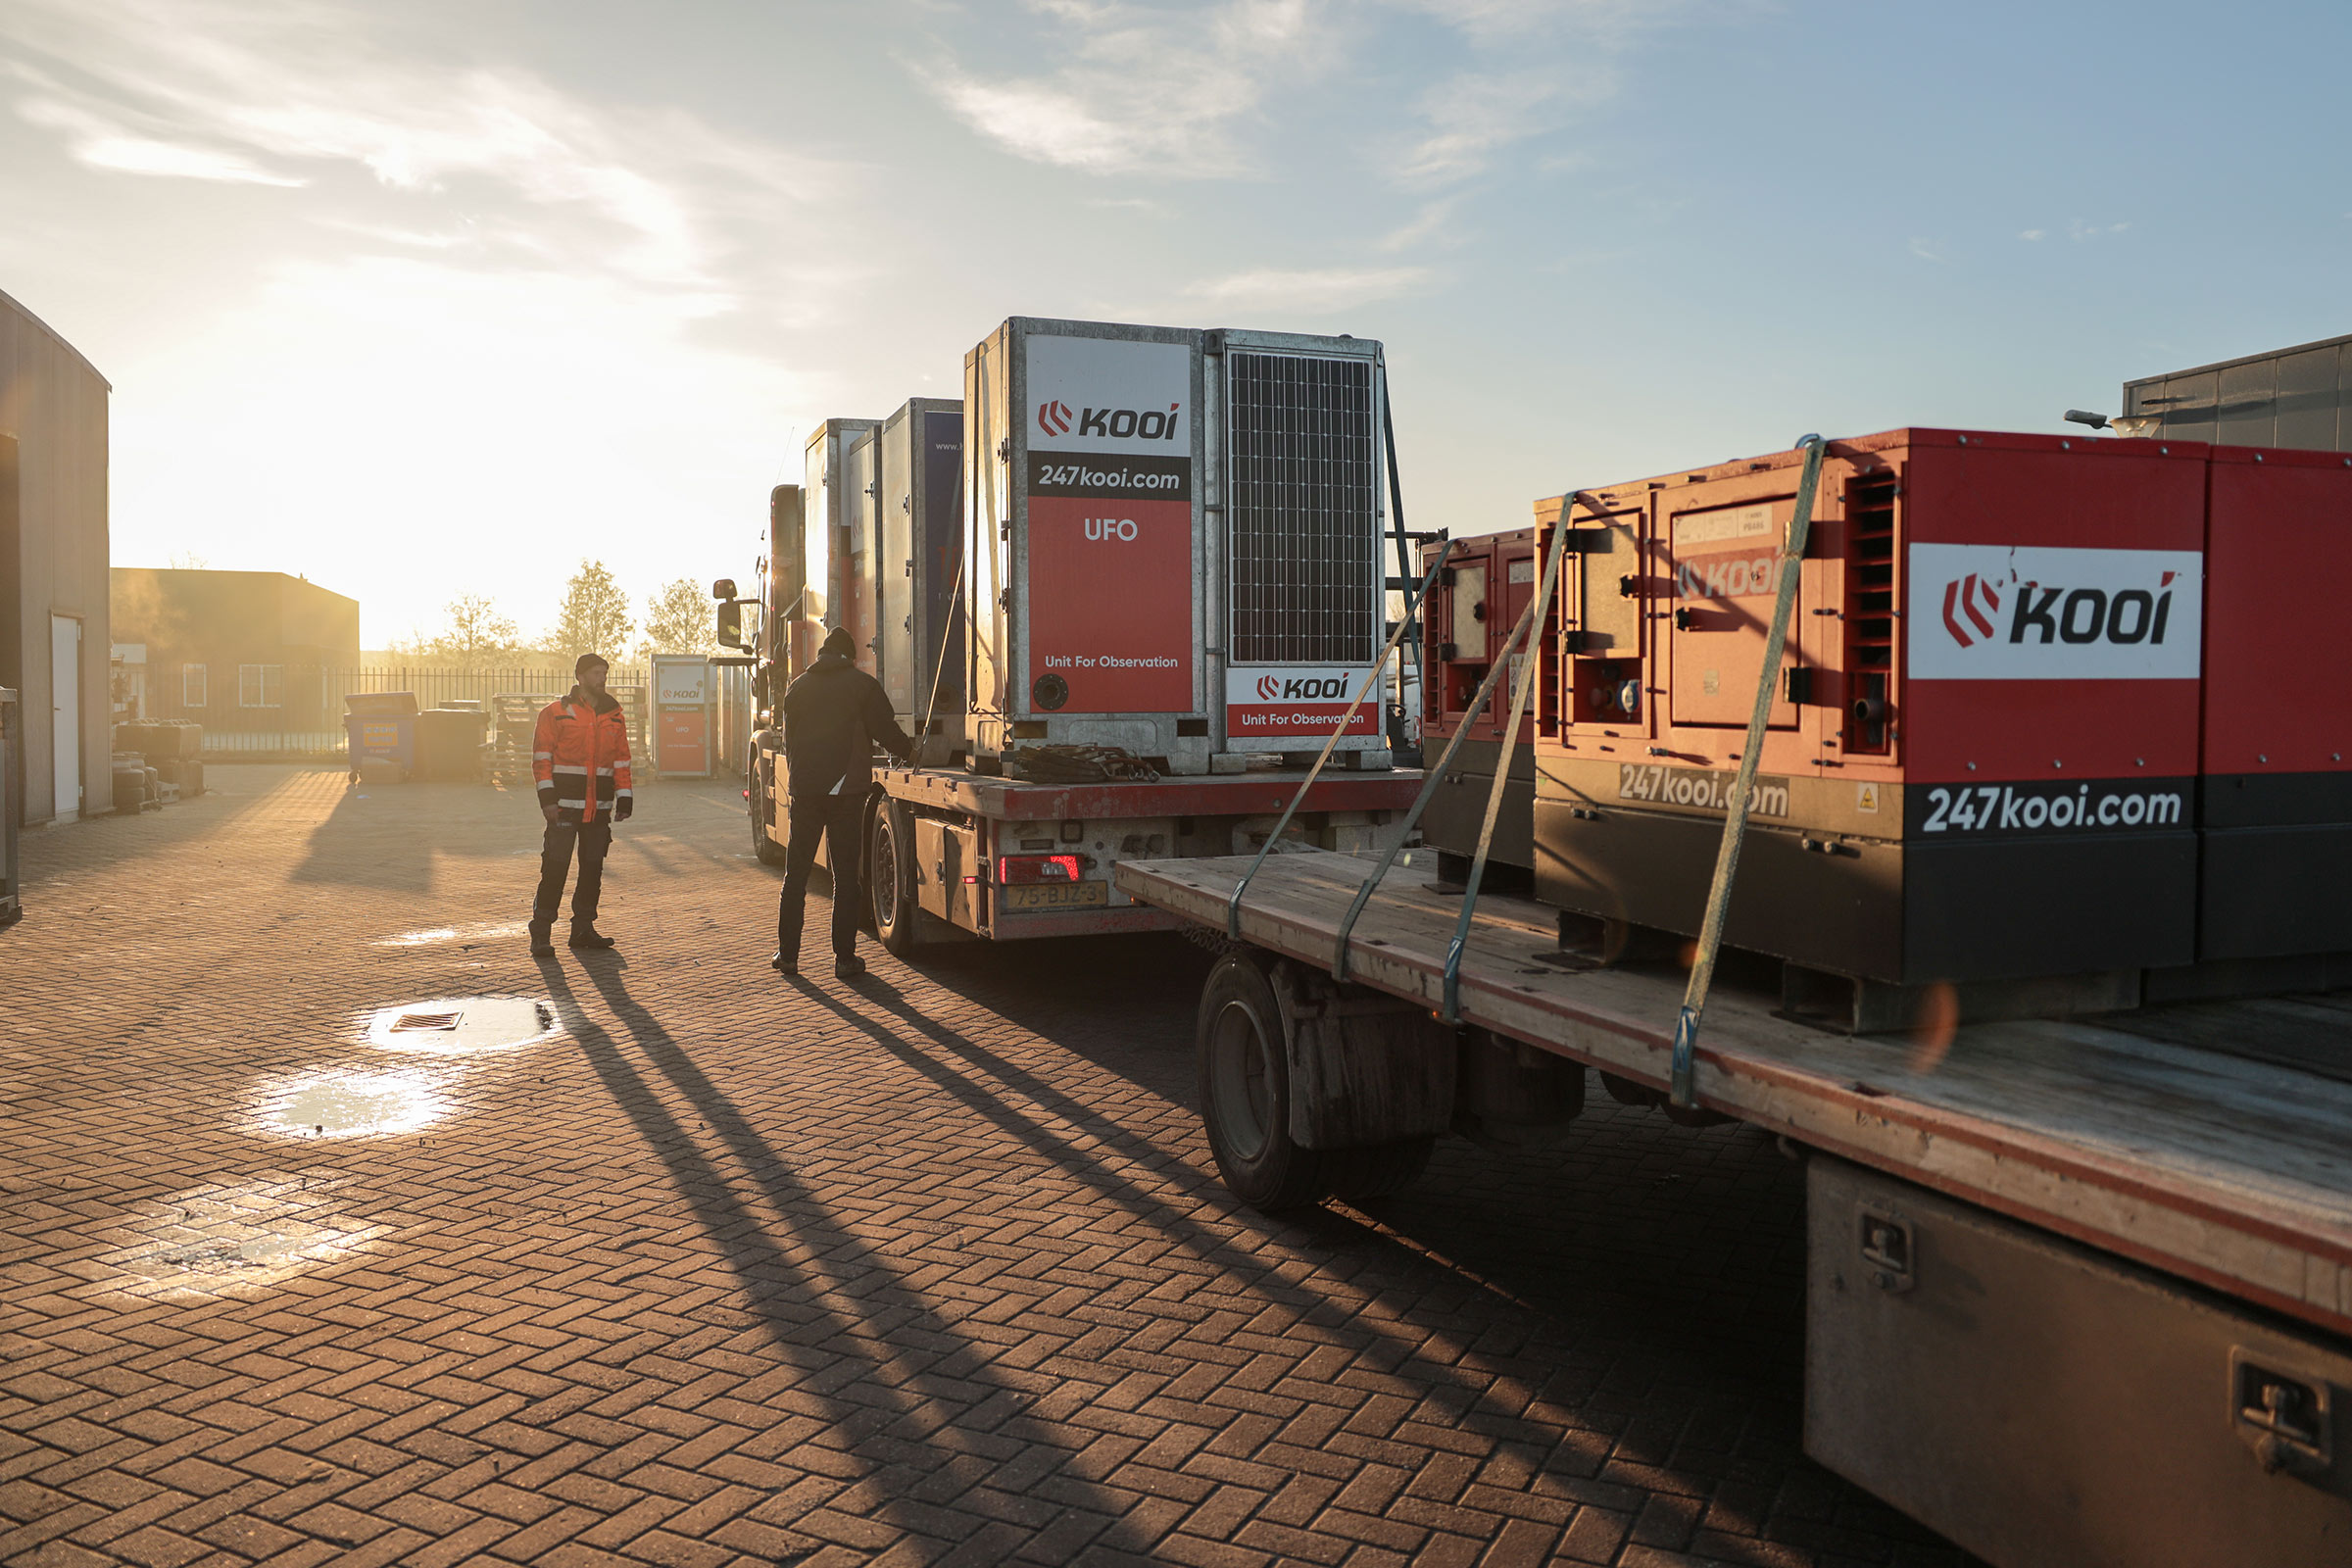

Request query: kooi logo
[
  {"left": 1037, "top": 400, "right": 1072, "bottom": 436},
  {"left": 1942, "top": 569, "right": 2179, "bottom": 651},
  {"left": 1941, "top": 572, "right": 2002, "bottom": 648},
  {"left": 1254, "top": 674, "right": 1349, "bottom": 701}
]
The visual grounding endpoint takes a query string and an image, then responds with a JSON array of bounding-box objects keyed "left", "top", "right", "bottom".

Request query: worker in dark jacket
[
  {"left": 774, "top": 627, "right": 915, "bottom": 978},
  {"left": 528, "top": 653, "right": 632, "bottom": 956}
]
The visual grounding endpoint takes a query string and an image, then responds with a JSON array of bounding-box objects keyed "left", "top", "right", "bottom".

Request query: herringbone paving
[{"left": 0, "top": 766, "right": 1974, "bottom": 1567}]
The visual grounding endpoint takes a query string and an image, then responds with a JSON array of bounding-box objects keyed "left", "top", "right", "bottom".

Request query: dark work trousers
[
  {"left": 777, "top": 792, "right": 867, "bottom": 960},
  {"left": 533, "top": 818, "right": 612, "bottom": 927}
]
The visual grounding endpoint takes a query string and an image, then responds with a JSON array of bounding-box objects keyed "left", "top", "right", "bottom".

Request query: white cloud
[
  {"left": 1399, "top": 71, "right": 1578, "bottom": 187},
  {"left": 1910, "top": 237, "right": 1945, "bottom": 263},
  {"left": 911, "top": 0, "right": 1323, "bottom": 177},
  {"left": 1377, "top": 197, "right": 1461, "bottom": 252},
  {"left": 1182, "top": 265, "right": 1432, "bottom": 313},
  {"left": 17, "top": 96, "right": 306, "bottom": 185},
  {"left": 1, "top": 0, "right": 836, "bottom": 290},
  {"left": 2020, "top": 228, "right": 2045, "bottom": 241}
]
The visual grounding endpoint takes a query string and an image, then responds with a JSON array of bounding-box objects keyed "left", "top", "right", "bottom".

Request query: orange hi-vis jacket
[{"left": 532, "top": 689, "right": 633, "bottom": 823}]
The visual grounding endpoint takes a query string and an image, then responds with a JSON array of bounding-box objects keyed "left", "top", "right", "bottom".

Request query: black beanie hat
[{"left": 821, "top": 627, "right": 856, "bottom": 659}]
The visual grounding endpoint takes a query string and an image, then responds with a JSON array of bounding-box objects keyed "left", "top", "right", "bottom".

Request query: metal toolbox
[{"left": 1807, "top": 1155, "right": 2352, "bottom": 1568}]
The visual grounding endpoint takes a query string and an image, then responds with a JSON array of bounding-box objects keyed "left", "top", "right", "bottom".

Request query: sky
[{"left": 3, "top": 0, "right": 2347, "bottom": 648}]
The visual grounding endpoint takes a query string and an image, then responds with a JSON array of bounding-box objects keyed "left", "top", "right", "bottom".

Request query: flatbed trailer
[
  {"left": 753, "top": 754, "right": 1422, "bottom": 948},
  {"left": 1115, "top": 847, "right": 2352, "bottom": 1568}
]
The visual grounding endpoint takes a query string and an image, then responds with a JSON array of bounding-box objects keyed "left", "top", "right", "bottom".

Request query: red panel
[
  {"left": 1900, "top": 437, "right": 2209, "bottom": 783},
  {"left": 1025, "top": 496, "right": 1192, "bottom": 711},
  {"left": 656, "top": 710, "right": 709, "bottom": 773},
  {"left": 2203, "top": 446, "right": 2352, "bottom": 776}
]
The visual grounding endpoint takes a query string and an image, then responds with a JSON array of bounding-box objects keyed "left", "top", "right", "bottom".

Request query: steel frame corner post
[
  {"left": 1332, "top": 491, "right": 1608, "bottom": 986},
  {"left": 1670, "top": 435, "right": 1829, "bottom": 1107},
  {"left": 1441, "top": 496, "right": 1577, "bottom": 1023},
  {"left": 1226, "top": 540, "right": 1451, "bottom": 940}
]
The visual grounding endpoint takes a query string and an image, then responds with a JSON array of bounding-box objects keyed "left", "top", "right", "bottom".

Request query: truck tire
[
  {"left": 1197, "top": 954, "right": 1325, "bottom": 1211},
  {"left": 751, "top": 764, "right": 787, "bottom": 865},
  {"left": 869, "top": 803, "right": 921, "bottom": 957},
  {"left": 1321, "top": 1137, "right": 1434, "bottom": 1204}
]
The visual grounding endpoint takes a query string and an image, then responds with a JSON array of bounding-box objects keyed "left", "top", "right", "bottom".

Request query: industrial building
[
  {"left": 111, "top": 568, "right": 361, "bottom": 745},
  {"left": 0, "top": 286, "right": 111, "bottom": 827}
]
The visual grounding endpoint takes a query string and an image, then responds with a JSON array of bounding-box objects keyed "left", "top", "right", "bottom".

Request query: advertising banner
[
  {"left": 1224, "top": 667, "right": 1380, "bottom": 740},
  {"left": 1023, "top": 334, "right": 1195, "bottom": 713},
  {"left": 1907, "top": 545, "right": 2203, "bottom": 681}
]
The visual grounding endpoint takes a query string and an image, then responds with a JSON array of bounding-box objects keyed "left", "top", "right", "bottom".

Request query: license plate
[{"left": 1004, "top": 881, "right": 1109, "bottom": 911}]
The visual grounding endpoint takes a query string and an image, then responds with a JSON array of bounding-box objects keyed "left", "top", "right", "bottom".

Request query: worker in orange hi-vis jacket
[{"left": 528, "top": 653, "right": 633, "bottom": 957}]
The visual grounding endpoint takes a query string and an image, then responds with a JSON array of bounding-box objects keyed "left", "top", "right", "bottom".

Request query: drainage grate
[
  {"left": 1226, "top": 350, "right": 1380, "bottom": 665},
  {"left": 388, "top": 1010, "right": 464, "bottom": 1032}
]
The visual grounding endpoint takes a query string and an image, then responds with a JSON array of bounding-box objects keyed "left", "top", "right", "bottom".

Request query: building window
[
  {"left": 183, "top": 664, "right": 208, "bottom": 709},
  {"left": 238, "top": 663, "right": 283, "bottom": 709}
]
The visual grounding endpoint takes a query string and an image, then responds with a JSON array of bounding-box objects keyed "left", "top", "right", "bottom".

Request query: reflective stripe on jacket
[{"left": 532, "top": 689, "right": 633, "bottom": 821}]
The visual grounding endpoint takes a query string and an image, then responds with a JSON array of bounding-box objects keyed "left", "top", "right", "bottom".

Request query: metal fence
[{"left": 147, "top": 666, "right": 651, "bottom": 760}]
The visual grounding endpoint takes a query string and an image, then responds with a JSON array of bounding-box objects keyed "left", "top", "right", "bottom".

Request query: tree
[
  {"left": 549, "top": 560, "right": 633, "bottom": 663},
  {"left": 637, "top": 577, "right": 719, "bottom": 660},
  {"left": 427, "top": 593, "right": 524, "bottom": 666}
]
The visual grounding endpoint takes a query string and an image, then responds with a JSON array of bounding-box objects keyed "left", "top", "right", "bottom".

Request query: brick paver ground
[{"left": 0, "top": 766, "right": 1975, "bottom": 1567}]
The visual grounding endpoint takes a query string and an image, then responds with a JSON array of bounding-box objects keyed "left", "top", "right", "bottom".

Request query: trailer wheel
[
  {"left": 1197, "top": 954, "right": 1325, "bottom": 1211},
  {"left": 1321, "top": 1137, "right": 1435, "bottom": 1204},
  {"left": 750, "top": 754, "right": 786, "bottom": 866},
  {"left": 869, "top": 803, "right": 921, "bottom": 957}
]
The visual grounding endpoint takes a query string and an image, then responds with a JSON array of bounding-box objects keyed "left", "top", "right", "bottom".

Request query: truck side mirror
[
  {"left": 716, "top": 601, "right": 746, "bottom": 650},
  {"left": 711, "top": 578, "right": 738, "bottom": 601}
]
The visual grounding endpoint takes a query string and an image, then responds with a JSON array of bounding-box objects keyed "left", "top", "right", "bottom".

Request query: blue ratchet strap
[
  {"left": 1334, "top": 489, "right": 1614, "bottom": 986},
  {"left": 1226, "top": 540, "right": 1451, "bottom": 940},
  {"left": 1440, "top": 498, "right": 1578, "bottom": 1023},
  {"left": 1670, "top": 435, "right": 1828, "bottom": 1106}
]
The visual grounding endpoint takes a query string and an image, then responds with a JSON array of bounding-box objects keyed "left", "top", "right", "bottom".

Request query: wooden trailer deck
[{"left": 1114, "top": 848, "right": 2352, "bottom": 1341}]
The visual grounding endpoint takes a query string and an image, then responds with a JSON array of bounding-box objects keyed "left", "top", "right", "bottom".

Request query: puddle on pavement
[
  {"left": 260, "top": 1069, "right": 450, "bottom": 1138},
  {"left": 101, "top": 1177, "right": 388, "bottom": 1300},
  {"left": 371, "top": 920, "right": 525, "bottom": 949},
  {"left": 364, "top": 995, "right": 561, "bottom": 1056}
]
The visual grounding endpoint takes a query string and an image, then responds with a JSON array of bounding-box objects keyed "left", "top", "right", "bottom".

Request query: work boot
[
  {"left": 528, "top": 921, "right": 555, "bottom": 957},
  {"left": 834, "top": 954, "right": 866, "bottom": 980},
  {"left": 770, "top": 950, "right": 796, "bottom": 974},
  {"left": 568, "top": 923, "right": 616, "bottom": 950}
]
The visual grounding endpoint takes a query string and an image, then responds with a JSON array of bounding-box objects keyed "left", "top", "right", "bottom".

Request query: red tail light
[{"left": 997, "top": 854, "right": 1084, "bottom": 885}]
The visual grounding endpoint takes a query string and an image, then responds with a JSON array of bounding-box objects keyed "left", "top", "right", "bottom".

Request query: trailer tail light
[{"left": 997, "top": 854, "right": 1085, "bottom": 885}]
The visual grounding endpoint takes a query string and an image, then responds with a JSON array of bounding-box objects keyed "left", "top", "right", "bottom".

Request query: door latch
[
  {"left": 2231, "top": 1349, "right": 2332, "bottom": 1479},
  {"left": 1857, "top": 1205, "right": 1913, "bottom": 1294}
]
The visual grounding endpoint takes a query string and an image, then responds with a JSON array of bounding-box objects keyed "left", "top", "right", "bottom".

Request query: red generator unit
[
  {"left": 1533, "top": 428, "right": 2208, "bottom": 996},
  {"left": 1416, "top": 525, "right": 1555, "bottom": 887},
  {"left": 2194, "top": 442, "right": 2352, "bottom": 971}
]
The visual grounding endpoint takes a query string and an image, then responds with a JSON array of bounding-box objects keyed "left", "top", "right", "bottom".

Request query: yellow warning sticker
[{"left": 1856, "top": 782, "right": 1881, "bottom": 814}]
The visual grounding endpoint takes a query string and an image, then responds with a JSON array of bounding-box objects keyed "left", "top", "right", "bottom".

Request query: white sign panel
[
  {"left": 1906, "top": 544, "right": 2202, "bottom": 681},
  {"left": 654, "top": 660, "right": 709, "bottom": 705},
  {"left": 1026, "top": 335, "right": 1192, "bottom": 456}
]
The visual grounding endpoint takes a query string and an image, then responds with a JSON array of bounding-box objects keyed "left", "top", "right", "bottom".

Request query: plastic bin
[{"left": 344, "top": 692, "right": 420, "bottom": 777}]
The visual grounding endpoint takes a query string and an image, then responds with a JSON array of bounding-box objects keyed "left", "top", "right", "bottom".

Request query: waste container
[
  {"left": 413, "top": 708, "right": 489, "bottom": 781},
  {"left": 0, "top": 688, "right": 19, "bottom": 926},
  {"left": 112, "top": 755, "right": 149, "bottom": 813},
  {"left": 344, "top": 692, "right": 421, "bottom": 778}
]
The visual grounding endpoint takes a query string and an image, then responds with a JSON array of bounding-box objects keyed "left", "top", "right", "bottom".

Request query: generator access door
[{"left": 1665, "top": 497, "right": 1803, "bottom": 729}]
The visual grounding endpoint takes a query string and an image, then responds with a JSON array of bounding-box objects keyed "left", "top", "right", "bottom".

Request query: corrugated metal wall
[
  {"left": 2123, "top": 333, "right": 2352, "bottom": 451},
  {"left": 0, "top": 288, "right": 111, "bottom": 824}
]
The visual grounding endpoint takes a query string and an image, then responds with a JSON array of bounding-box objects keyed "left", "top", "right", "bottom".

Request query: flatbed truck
[{"left": 1114, "top": 846, "right": 2352, "bottom": 1567}]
